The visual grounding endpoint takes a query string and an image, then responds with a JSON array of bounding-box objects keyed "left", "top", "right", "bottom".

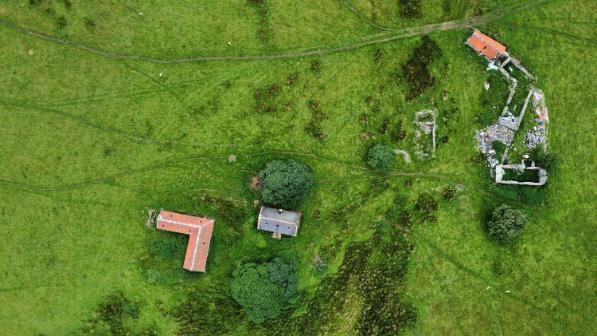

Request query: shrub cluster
[
  {"left": 259, "top": 160, "right": 313, "bottom": 209},
  {"left": 367, "top": 144, "right": 396, "bottom": 171},
  {"left": 230, "top": 258, "right": 297, "bottom": 323},
  {"left": 486, "top": 204, "right": 527, "bottom": 242}
]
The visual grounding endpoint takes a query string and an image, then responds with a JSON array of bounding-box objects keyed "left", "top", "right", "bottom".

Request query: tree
[
  {"left": 230, "top": 258, "right": 297, "bottom": 323},
  {"left": 486, "top": 204, "right": 528, "bottom": 242},
  {"left": 367, "top": 144, "right": 396, "bottom": 171},
  {"left": 259, "top": 160, "right": 313, "bottom": 209}
]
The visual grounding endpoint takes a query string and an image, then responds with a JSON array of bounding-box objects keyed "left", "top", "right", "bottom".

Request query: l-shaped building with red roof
[{"left": 156, "top": 210, "right": 214, "bottom": 272}]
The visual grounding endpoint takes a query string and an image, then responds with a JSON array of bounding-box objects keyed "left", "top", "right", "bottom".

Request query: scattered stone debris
[
  {"left": 394, "top": 149, "right": 412, "bottom": 163},
  {"left": 413, "top": 109, "right": 437, "bottom": 158},
  {"left": 476, "top": 118, "right": 516, "bottom": 166},
  {"left": 145, "top": 208, "right": 156, "bottom": 229},
  {"left": 524, "top": 121, "right": 547, "bottom": 150},
  {"left": 531, "top": 89, "right": 549, "bottom": 121}
]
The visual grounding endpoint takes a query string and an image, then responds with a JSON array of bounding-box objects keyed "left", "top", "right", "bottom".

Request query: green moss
[{"left": 0, "top": 1, "right": 593, "bottom": 335}]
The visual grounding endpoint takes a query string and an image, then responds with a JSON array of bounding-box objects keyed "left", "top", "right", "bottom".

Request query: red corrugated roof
[
  {"left": 156, "top": 210, "right": 214, "bottom": 272},
  {"left": 466, "top": 29, "right": 507, "bottom": 60}
]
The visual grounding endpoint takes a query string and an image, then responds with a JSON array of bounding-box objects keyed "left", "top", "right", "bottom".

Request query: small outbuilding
[
  {"left": 156, "top": 210, "right": 214, "bottom": 272},
  {"left": 257, "top": 206, "right": 301, "bottom": 239},
  {"left": 466, "top": 29, "right": 507, "bottom": 61}
]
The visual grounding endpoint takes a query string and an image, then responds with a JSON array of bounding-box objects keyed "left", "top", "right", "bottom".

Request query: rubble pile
[
  {"left": 414, "top": 109, "right": 437, "bottom": 159},
  {"left": 524, "top": 121, "right": 547, "bottom": 150}
]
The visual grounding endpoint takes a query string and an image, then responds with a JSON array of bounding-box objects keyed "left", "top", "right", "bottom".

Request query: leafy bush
[
  {"left": 230, "top": 258, "right": 297, "bottom": 323},
  {"left": 367, "top": 144, "right": 396, "bottom": 171},
  {"left": 486, "top": 204, "right": 527, "bottom": 242},
  {"left": 259, "top": 160, "right": 313, "bottom": 208}
]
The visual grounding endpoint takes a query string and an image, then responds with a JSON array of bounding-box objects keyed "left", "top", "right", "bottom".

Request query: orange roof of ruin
[
  {"left": 466, "top": 29, "right": 507, "bottom": 60},
  {"left": 156, "top": 210, "right": 214, "bottom": 272}
]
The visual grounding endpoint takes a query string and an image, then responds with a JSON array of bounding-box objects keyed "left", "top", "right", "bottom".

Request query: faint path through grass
[
  {"left": 335, "top": 0, "right": 393, "bottom": 31},
  {"left": 0, "top": 0, "right": 549, "bottom": 63}
]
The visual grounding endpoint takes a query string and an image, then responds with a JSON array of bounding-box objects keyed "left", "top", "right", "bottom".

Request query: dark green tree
[
  {"left": 230, "top": 258, "right": 297, "bottom": 323},
  {"left": 259, "top": 160, "right": 313, "bottom": 208},
  {"left": 486, "top": 204, "right": 528, "bottom": 242},
  {"left": 367, "top": 144, "right": 396, "bottom": 171}
]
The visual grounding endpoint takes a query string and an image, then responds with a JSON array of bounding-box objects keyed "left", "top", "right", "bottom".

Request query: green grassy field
[{"left": 0, "top": 0, "right": 595, "bottom": 335}]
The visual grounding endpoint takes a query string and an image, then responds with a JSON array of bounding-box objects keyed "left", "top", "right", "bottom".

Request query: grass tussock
[{"left": 401, "top": 36, "right": 442, "bottom": 100}]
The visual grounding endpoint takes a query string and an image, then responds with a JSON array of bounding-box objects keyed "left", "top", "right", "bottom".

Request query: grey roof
[{"left": 257, "top": 206, "right": 301, "bottom": 236}]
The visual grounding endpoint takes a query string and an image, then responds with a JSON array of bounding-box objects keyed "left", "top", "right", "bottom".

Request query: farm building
[
  {"left": 156, "top": 210, "right": 214, "bottom": 272},
  {"left": 466, "top": 29, "right": 507, "bottom": 61},
  {"left": 257, "top": 206, "right": 301, "bottom": 239}
]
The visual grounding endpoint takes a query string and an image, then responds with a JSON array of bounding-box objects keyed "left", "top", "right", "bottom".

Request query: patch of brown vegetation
[{"left": 250, "top": 176, "right": 261, "bottom": 189}]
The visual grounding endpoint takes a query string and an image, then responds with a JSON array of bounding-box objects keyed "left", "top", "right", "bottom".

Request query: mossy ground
[{"left": 0, "top": 0, "right": 595, "bottom": 335}]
